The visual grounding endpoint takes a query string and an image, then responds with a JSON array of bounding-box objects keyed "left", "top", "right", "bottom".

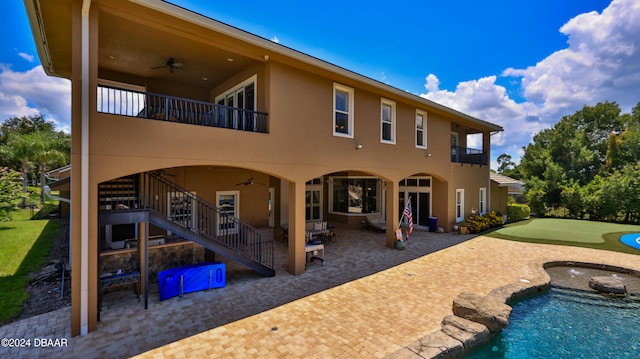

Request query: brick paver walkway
[{"left": 1, "top": 226, "right": 638, "bottom": 358}]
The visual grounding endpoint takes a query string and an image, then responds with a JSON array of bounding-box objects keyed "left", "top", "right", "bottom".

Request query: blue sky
[{"left": 2, "top": 0, "right": 639, "bottom": 169}]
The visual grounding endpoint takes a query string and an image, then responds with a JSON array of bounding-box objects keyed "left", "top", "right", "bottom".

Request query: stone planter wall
[{"left": 100, "top": 241, "right": 205, "bottom": 282}]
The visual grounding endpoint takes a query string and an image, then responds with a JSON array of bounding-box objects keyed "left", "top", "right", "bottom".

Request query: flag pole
[{"left": 397, "top": 196, "right": 411, "bottom": 229}]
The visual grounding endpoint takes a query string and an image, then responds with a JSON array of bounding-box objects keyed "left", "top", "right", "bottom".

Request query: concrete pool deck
[{"left": 1, "top": 227, "right": 639, "bottom": 358}]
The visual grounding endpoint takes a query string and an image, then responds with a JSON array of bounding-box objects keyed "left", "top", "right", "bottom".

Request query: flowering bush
[{"left": 465, "top": 211, "right": 503, "bottom": 233}]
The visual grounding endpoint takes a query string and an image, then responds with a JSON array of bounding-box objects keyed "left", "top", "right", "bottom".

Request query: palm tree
[
  {"left": 1, "top": 133, "right": 36, "bottom": 208},
  {"left": 30, "top": 132, "right": 68, "bottom": 203}
]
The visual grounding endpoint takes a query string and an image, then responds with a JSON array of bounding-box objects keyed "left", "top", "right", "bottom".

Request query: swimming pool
[
  {"left": 466, "top": 267, "right": 640, "bottom": 358},
  {"left": 620, "top": 233, "right": 640, "bottom": 250}
]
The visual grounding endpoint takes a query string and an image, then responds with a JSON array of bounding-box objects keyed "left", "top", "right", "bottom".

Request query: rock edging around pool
[{"left": 384, "top": 261, "right": 640, "bottom": 359}]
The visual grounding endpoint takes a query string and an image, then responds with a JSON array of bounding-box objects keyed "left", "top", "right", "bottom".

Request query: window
[
  {"left": 306, "top": 178, "right": 323, "bottom": 221},
  {"left": 215, "top": 75, "right": 257, "bottom": 130},
  {"left": 381, "top": 98, "right": 396, "bottom": 143},
  {"left": 416, "top": 110, "right": 427, "bottom": 148},
  {"left": 479, "top": 187, "right": 486, "bottom": 215},
  {"left": 329, "top": 177, "right": 379, "bottom": 214},
  {"left": 333, "top": 83, "right": 354, "bottom": 137},
  {"left": 456, "top": 189, "right": 464, "bottom": 222}
]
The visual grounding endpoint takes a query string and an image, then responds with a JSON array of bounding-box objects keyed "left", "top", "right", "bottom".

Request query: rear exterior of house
[{"left": 25, "top": 0, "right": 503, "bottom": 336}]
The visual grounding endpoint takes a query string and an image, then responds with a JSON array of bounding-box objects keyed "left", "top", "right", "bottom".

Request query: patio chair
[{"left": 305, "top": 231, "right": 326, "bottom": 266}]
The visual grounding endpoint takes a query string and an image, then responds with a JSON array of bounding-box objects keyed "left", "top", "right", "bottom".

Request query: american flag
[{"left": 403, "top": 199, "right": 414, "bottom": 234}]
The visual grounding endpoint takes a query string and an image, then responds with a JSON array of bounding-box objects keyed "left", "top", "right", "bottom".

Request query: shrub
[
  {"left": 465, "top": 211, "right": 504, "bottom": 233},
  {"left": 507, "top": 204, "right": 530, "bottom": 222}
]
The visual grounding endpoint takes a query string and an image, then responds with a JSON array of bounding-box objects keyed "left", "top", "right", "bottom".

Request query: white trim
[
  {"left": 333, "top": 83, "right": 354, "bottom": 138},
  {"left": 415, "top": 109, "right": 427, "bottom": 149},
  {"left": 455, "top": 189, "right": 464, "bottom": 223},
  {"left": 479, "top": 187, "right": 487, "bottom": 215},
  {"left": 216, "top": 190, "right": 240, "bottom": 235},
  {"left": 214, "top": 74, "right": 257, "bottom": 106},
  {"left": 380, "top": 98, "right": 396, "bottom": 144}
]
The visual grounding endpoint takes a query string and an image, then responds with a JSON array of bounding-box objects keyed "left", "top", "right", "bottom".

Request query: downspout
[{"left": 80, "top": 0, "right": 91, "bottom": 336}]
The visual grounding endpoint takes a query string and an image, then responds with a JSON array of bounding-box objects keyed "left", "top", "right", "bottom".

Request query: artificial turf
[{"left": 485, "top": 218, "right": 640, "bottom": 255}]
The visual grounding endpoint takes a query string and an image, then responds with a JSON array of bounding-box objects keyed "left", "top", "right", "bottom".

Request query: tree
[
  {"left": 496, "top": 153, "right": 517, "bottom": 175},
  {"left": 0, "top": 167, "right": 23, "bottom": 221},
  {"left": 31, "top": 132, "right": 69, "bottom": 203},
  {"left": 1, "top": 133, "right": 37, "bottom": 208},
  {"left": 0, "top": 115, "right": 54, "bottom": 144}
]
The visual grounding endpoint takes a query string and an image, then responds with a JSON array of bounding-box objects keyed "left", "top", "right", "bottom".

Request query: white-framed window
[
  {"left": 415, "top": 110, "right": 427, "bottom": 148},
  {"left": 380, "top": 98, "right": 396, "bottom": 144},
  {"left": 216, "top": 190, "right": 239, "bottom": 235},
  {"left": 329, "top": 176, "right": 380, "bottom": 214},
  {"left": 479, "top": 187, "right": 486, "bottom": 215},
  {"left": 456, "top": 189, "right": 464, "bottom": 222},
  {"left": 214, "top": 75, "right": 257, "bottom": 130},
  {"left": 333, "top": 83, "right": 354, "bottom": 138}
]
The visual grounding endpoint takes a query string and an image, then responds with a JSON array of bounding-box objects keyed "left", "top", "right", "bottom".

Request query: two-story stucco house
[{"left": 25, "top": 0, "right": 503, "bottom": 335}]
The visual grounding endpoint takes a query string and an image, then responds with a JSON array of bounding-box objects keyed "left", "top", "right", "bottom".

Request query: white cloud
[
  {"left": 0, "top": 65, "right": 71, "bottom": 132},
  {"left": 18, "top": 52, "right": 34, "bottom": 62},
  {"left": 271, "top": 36, "right": 280, "bottom": 43},
  {"left": 421, "top": 0, "right": 640, "bottom": 168}
]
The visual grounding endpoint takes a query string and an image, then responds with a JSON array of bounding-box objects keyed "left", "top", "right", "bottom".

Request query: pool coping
[{"left": 385, "top": 260, "right": 640, "bottom": 359}]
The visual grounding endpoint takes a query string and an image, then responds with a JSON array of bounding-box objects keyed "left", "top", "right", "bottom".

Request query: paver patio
[{"left": 1, "top": 225, "right": 638, "bottom": 358}]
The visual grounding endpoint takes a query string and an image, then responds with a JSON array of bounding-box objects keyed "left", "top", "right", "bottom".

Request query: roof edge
[{"left": 132, "top": 0, "right": 504, "bottom": 132}]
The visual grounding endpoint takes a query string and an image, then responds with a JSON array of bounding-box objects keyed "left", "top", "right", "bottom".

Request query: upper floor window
[
  {"left": 333, "top": 83, "right": 354, "bottom": 137},
  {"left": 416, "top": 110, "right": 427, "bottom": 148},
  {"left": 381, "top": 98, "right": 396, "bottom": 144}
]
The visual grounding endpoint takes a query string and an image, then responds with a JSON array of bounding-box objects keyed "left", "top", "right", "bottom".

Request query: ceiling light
[{"left": 227, "top": 58, "right": 234, "bottom": 62}]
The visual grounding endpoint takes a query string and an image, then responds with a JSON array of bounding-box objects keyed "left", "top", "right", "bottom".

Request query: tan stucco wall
[
  {"left": 56, "top": 0, "right": 496, "bottom": 336},
  {"left": 491, "top": 182, "right": 509, "bottom": 215}
]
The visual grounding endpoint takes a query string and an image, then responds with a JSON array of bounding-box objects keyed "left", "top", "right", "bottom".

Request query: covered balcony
[{"left": 97, "top": 85, "right": 268, "bottom": 133}]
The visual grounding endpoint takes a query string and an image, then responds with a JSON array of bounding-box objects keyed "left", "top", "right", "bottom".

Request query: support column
[
  {"left": 287, "top": 180, "right": 306, "bottom": 275},
  {"left": 385, "top": 180, "right": 399, "bottom": 248},
  {"left": 138, "top": 221, "right": 149, "bottom": 309}
]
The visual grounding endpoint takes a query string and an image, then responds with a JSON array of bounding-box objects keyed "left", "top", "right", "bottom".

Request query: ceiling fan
[
  {"left": 235, "top": 177, "right": 264, "bottom": 186},
  {"left": 151, "top": 57, "right": 184, "bottom": 74}
]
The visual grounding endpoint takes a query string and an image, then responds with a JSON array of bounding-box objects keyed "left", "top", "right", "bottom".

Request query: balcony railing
[
  {"left": 97, "top": 85, "right": 268, "bottom": 133},
  {"left": 451, "top": 146, "right": 487, "bottom": 165}
]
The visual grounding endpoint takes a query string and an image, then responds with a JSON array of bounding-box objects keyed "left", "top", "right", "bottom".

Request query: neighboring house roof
[
  {"left": 25, "top": 0, "right": 503, "bottom": 133},
  {"left": 46, "top": 164, "right": 71, "bottom": 180},
  {"left": 490, "top": 172, "right": 525, "bottom": 195}
]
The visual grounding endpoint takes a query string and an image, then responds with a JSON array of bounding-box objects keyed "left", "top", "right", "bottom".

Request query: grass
[
  {"left": 485, "top": 218, "right": 640, "bottom": 255},
  {"left": 0, "top": 208, "right": 60, "bottom": 325}
]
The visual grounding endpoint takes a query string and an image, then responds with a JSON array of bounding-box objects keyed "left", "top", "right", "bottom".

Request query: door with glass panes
[{"left": 398, "top": 177, "right": 432, "bottom": 228}]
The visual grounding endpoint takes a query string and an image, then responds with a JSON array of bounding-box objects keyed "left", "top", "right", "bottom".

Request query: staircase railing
[{"left": 137, "top": 172, "right": 274, "bottom": 270}]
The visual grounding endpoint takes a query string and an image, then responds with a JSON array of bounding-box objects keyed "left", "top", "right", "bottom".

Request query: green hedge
[{"left": 508, "top": 204, "right": 530, "bottom": 222}]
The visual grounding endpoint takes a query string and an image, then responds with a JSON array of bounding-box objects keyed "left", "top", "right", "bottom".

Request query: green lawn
[
  {"left": 0, "top": 209, "right": 59, "bottom": 324},
  {"left": 486, "top": 218, "right": 640, "bottom": 255}
]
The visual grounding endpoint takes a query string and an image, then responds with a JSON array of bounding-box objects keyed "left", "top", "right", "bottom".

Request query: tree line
[
  {"left": 0, "top": 115, "right": 70, "bottom": 214},
  {"left": 497, "top": 101, "right": 640, "bottom": 223}
]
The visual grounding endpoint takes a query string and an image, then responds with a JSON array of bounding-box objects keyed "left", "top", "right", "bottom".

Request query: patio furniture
[
  {"left": 364, "top": 214, "right": 386, "bottom": 232},
  {"left": 99, "top": 271, "right": 140, "bottom": 310},
  {"left": 305, "top": 231, "right": 326, "bottom": 266}
]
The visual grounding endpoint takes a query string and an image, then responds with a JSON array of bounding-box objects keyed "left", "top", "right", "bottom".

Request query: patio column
[
  {"left": 138, "top": 221, "right": 149, "bottom": 309},
  {"left": 287, "top": 180, "right": 306, "bottom": 275},
  {"left": 385, "top": 180, "right": 399, "bottom": 248}
]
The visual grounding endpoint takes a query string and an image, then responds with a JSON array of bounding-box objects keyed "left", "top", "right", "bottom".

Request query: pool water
[{"left": 466, "top": 268, "right": 640, "bottom": 358}]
